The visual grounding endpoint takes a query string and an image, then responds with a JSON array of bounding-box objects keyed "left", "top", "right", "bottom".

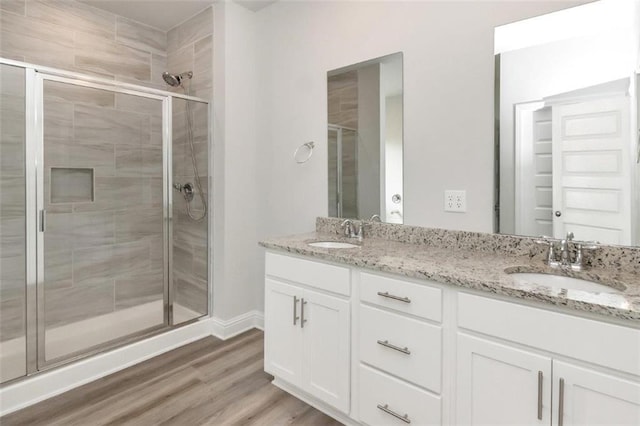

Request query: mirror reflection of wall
[
  {"left": 496, "top": 0, "right": 640, "bottom": 246},
  {"left": 327, "top": 52, "right": 403, "bottom": 224}
]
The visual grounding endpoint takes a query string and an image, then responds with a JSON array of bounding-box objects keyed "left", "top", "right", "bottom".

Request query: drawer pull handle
[
  {"left": 292, "top": 296, "right": 300, "bottom": 326},
  {"left": 377, "top": 404, "right": 411, "bottom": 424},
  {"left": 377, "top": 339, "right": 411, "bottom": 355},
  {"left": 537, "top": 371, "right": 543, "bottom": 420},
  {"left": 377, "top": 291, "right": 411, "bottom": 303}
]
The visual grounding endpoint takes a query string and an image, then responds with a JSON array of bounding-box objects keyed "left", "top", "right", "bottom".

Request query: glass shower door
[
  {"left": 171, "top": 98, "right": 208, "bottom": 325},
  {"left": 39, "top": 76, "right": 167, "bottom": 365},
  {"left": 0, "top": 63, "right": 27, "bottom": 383}
]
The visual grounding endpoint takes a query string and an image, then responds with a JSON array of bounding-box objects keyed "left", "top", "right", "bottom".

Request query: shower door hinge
[{"left": 39, "top": 209, "right": 46, "bottom": 232}]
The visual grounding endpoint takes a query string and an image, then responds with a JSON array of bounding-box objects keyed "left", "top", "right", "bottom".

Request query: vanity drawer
[
  {"left": 360, "top": 272, "right": 442, "bottom": 322},
  {"left": 458, "top": 292, "right": 640, "bottom": 376},
  {"left": 359, "top": 364, "right": 441, "bottom": 426},
  {"left": 265, "top": 252, "right": 350, "bottom": 296},
  {"left": 359, "top": 304, "right": 442, "bottom": 392}
]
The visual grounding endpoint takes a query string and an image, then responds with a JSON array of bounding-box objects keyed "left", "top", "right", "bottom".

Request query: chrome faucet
[
  {"left": 341, "top": 219, "right": 355, "bottom": 237},
  {"left": 535, "top": 233, "right": 599, "bottom": 271},
  {"left": 559, "top": 232, "right": 574, "bottom": 267},
  {"left": 341, "top": 219, "right": 365, "bottom": 242},
  {"left": 369, "top": 214, "right": 382, "bottom": 222}
]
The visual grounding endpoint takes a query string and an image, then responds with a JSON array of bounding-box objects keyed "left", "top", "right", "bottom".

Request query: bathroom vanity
[{"left": 260, "top": 219, "right": 640, "bottom": 425}]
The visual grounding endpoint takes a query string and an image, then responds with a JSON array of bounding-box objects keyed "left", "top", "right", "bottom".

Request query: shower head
[{"left": 162, "top": 71, "right": 193, "bottom": 87}]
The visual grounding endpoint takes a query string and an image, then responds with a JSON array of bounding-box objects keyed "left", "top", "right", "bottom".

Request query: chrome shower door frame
[{"left": 33, "top": 72, "right": 171, "bottom": 370}]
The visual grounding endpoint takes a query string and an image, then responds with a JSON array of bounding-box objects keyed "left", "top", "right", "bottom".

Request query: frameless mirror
[
  {"left": 495, "top": 1, "right": 639, "bottom": 246},
  {"left": 327, "top": 52, "right": 404, "bottom": 224}
]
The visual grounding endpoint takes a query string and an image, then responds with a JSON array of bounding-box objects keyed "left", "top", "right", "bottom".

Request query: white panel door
[
  {"left": 516, "top": 104, "right": 553, "bottom": 237},
  {"left": 553, "top": 361, "right": 640, "bottom": 426},
  {"left": 264, "top": 279, "right": 302, "bottom": 387},
  {"left": 552, "top": 95, "right": 631, "bottom": 244},
  {"left": 302, "top": 288, "right": 350, "bottom": 414},
  {"left": 456, "top": 334, "right": 552, "bottom": 425}
]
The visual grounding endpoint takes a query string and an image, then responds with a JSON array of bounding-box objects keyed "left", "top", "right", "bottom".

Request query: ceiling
[{"left": 81, "top": 0, "right": 277, "bottom": 32}]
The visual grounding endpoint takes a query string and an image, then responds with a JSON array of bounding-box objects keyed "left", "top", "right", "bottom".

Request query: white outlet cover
[{"left": 444, "top": 190, "right": 466, "bottom": 212}]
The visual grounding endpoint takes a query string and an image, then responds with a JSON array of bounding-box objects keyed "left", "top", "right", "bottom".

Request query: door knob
[{"left": 555, "top": 211, "right": 562, "bottom": 217}]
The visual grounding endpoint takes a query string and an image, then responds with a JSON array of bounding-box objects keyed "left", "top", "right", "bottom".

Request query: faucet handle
[
  {"left": 566, "top": 232, "right": 575, "bottom": 241},
  {"left": 340, "top": 219, "right": 354, "bottom": 237},
  {"left": 576, "top": 241, "right": 600, "bottom": 250},
  {"left": 535, "top": 236, "right": 558, "bottom": 245},
  {"left": 571, "top": 241, "right": 598, "bottom": 271}
]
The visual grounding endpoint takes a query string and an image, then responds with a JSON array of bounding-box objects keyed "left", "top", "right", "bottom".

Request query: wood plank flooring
[{"left": 1, "top": 329, "right": 342, "bottom": 426}]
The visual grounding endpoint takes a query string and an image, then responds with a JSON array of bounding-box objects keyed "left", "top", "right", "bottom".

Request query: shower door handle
[{"left": 39, "top": 210, "right": 46, "bottom": 232}]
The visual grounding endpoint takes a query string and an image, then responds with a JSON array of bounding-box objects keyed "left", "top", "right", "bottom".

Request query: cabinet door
[
  {"left": 264, "top": 279, "right": 302, "bottom": 387},
  {"left": 457, "top": 334, "right": 552, "bottom": 425},
  {"left": 302, "top": 288, "right": 350, "bottom": 414},
  {"left": 553, "top": 361, "right": 640, "bottom": 426}
]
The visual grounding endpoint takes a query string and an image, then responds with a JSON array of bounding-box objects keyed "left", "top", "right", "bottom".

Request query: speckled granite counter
[{"left": 260, "top": 219, "right": 640, "bottom": 323}]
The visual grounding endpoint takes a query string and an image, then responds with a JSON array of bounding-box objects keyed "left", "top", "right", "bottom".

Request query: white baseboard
[
  {"left": 210, "top": 310, "right": 264, "bottom": 340},
  {"left": 0, "top": 319, "right": 213, "bottom": 417}
]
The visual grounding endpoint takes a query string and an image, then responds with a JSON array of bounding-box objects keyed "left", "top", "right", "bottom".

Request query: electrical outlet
[{"left": 444, "top": 190, "right": 466, "bottom": 212}]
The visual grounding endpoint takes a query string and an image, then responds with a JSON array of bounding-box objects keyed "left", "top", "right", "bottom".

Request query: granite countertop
[{"left": 260, "top": 232, "right": 640, "bottom": 323}]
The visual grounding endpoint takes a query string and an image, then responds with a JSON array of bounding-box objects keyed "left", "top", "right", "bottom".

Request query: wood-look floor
[{"left": 1, "top": 330, "right": 342, "bottom": 426}]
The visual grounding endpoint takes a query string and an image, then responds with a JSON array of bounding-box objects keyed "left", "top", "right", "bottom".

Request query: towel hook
[{"left": 294, "top": 141, "right": 315, "bottom": 164}]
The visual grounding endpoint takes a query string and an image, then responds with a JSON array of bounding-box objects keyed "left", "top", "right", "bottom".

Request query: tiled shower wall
[
  {"left": 0, "top": 0, "right": 168, "bottom": 90},
  {"left": 167, "top": 8, "right": 213, "bottom": 315},
  {"left": 42, "top": 81, "right": 165, "bottom": 329},
  {"left": 167, "top": 8, "right": 213, "bottom": 100},
  {"left": 0, "top": 64, "right": 26, "bottom": 342},
  {"left": 0, "top": 1, "right": 213, "bottom": 331}
]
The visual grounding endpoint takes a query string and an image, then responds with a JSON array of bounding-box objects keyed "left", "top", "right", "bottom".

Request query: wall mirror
[
  {"left": 327, "top": 52, "right": 404, "bottom": 224},
  {"left": 495, "top": 1, "right": 639, "bottom": 246}
]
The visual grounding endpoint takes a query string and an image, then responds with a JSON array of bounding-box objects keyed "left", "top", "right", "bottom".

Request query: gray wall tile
[
  {"left": 115, "top": 270, "right": 163, "bottom": 310},
  {"left": 75, "top": 33, "right": 151, "bottom": 82},
  {"left": 116, "top": 16, "right": 166, "bottom": 55},
  {"left": 26, "top": 0, "right": 116, "bottom": 40},
  {"left": 0, "top": 296, "right": 25, "bottom": 340},
  {"left": 74, "top": 103, "right": 149, "bottom": 146},
  {"left": 45, "top": 138, "right": 115, "bottom": 178},
  {"left": 44, "top": 281, "right": 115, "bottom": 328},
  {"left": 45, "top": 80, "right": 115, "bottom": 107},
  {"left": 0, "top": 0, "right": 25, "bottom": 15},
  {"left": 169, "top": 7, "right": 213, "bottom": 52}
]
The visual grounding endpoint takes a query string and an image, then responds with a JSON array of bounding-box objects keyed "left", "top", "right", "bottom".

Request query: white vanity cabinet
[
  {"left": 263, "top": 250, "right": 640, "bottom": 426},
  {"left": 264, "top": 253, "right": 351, "bottom": 414},
  {"left": 457, "top": 293, "right": 640, "bottom": 426}
]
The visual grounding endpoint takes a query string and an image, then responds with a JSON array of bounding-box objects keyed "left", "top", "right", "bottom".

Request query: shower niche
[
  {"left": 50, "top": 168, "right": 94, "bottom": 204},
  {"left": 0, "top": 60, "right": 211, "bottom": 384}
]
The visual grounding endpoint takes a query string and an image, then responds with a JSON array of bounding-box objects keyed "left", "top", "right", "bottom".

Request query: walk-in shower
[{"left": 0, "top": 59, "right": 210, "bottom": 385}]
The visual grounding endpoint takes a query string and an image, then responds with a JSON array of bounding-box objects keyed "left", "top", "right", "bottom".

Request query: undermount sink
[
  {"left": 307, "top": 241, "right": 359, "bottom": 249},
  {"left": 509, "top": 272, "right": 623, "bottom": 294}
]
